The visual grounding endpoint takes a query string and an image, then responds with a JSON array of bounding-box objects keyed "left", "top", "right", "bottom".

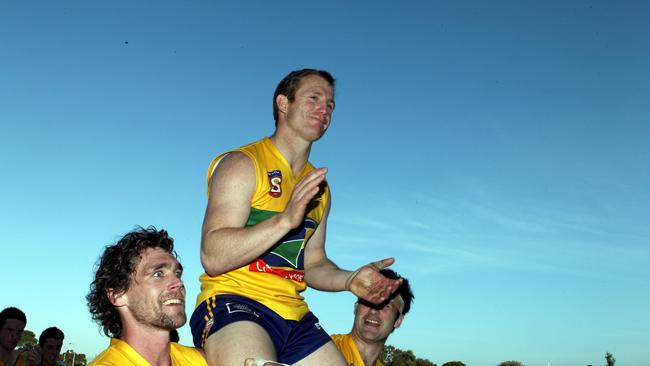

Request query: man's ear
[
  {"left": 276, "top": 94, "right": 289, "bottom": 116},
  {"left": 107, "top": 288, "right": 127, "bottom": 307},
  {"left": 393, "top": 313, "right": 405, "bottom": 330}
]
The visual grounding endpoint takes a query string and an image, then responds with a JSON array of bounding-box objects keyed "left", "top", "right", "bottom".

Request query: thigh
[
  {"left": 292, "top": 341, "right": 347, "bottom": 366},
  {"left": 205, "top": 321, "right": 277, "bottom": 366}
]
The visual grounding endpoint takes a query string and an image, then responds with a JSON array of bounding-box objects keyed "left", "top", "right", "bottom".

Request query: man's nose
[
  {"left": 315, "top": 101, "right": 328, "bottom": 114},
  {"left": 168, "top": 275, "right": 184, "bottom": 290}
]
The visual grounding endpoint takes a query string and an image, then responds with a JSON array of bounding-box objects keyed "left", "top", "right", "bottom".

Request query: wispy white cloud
[
  {"left": 329, "top": 183, "right": 650, "bottom": 281},
  {"left": 460, "top": 199, "right": 547, "bottom": 232},
  {"left": 332, "top": 215, "right": 397, "bottom": 231}
]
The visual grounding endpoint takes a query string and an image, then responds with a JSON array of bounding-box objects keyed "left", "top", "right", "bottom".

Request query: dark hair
[
  {"left": 0, "top": 307, "right": 26, "bottom": 330},
  {"left": 87, "top": 226, "right": 176, "bottom": 338},
  {"left": 273, "top": 68, "right": 335, "bottom": 124},
  {"left": 39, "top": 327, "right": 64, "bottom": 346}
]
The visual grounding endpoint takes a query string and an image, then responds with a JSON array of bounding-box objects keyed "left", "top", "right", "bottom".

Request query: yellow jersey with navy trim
[
  {"left": 331, "top": 333, "right": 384, "bottom": 366},
  {"left": 89, "top": 338, "right": 207, "bottom": 366},
  {"left": 196, "top": 137, "right": 329, "bottom": 321}
]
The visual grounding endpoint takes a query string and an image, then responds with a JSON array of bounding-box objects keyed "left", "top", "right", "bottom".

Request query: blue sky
[{"left": 1, "top": 1, "right": 649, "bottom": 365}]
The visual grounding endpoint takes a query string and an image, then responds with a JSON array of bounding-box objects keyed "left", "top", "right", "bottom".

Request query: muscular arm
[
  {"left": 304, "top": 195, "right": 404, "bottom": 303},
  {"left": 200, "top": 152, "right": 328, "bottom": 277}
]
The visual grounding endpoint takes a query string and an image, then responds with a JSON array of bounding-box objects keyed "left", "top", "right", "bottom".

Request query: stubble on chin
[
  {"left": 157, "top": 310, "right": 187, "bottom": 330},
  {"left": 131, "top": 299, "right": 186, "bottom": 331}
]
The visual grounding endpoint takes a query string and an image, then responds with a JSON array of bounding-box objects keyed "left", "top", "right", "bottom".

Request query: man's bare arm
[
  {"left": 303, "top": 197, "right": 404, "bottom": 304},
  {"left": 200, "top": 152, "right": 328, "bottom": 276},
  {"left": 303, "top": 198, "right": 350, "bottom": 290}
]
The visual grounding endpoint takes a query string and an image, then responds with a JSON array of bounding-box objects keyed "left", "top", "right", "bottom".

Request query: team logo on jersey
[
  {"left": 271, "top": 218, "right": 316, "bottom": 268},
  {"left": 268, "top": 170, "right": 282, "bottom": 198},
  {"left": 248, "top": 218, "right": 318, "bottom": 281},
  {"left": 226, "top": 302, "right": 259, "bottom": 317}
]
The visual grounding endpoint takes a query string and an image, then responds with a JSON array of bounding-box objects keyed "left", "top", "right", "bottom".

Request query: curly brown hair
[{"left": 86, "top": 226, "right": 177, "bottom": 338}]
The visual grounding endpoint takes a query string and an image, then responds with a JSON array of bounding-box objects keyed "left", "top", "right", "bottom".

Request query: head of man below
[
  {"left": 332, "top": 269, "right": 414, "bottom": 366},
  {"left": 86, "top": 227, "right": 206, "bottom": 366},
  {"left": 38, "top": 327, "right": 64, "bottom": 366},
  {"left": 0, "top": 307, "right": 27, "bottom": 366}
]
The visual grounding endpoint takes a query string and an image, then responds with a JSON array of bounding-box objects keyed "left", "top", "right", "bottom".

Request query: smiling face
[
  {"left": 279, "top": 74, "right": 335, "bottom": 143},
  {"left": 41, "top": 338, "right": 63, "bottom": 366},
  {"left": 352, "top": 295, "right": 404, "bottom": 344},
  {"left": 120, "top": 247, "right": 186, "bottom": 330}
]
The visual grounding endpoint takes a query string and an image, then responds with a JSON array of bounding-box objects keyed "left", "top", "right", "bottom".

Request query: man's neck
[
  {"left": 121, "top": 325, "right": 172, "bottom": 366},
  {"left": 269, "top": 132, "right": 312, "bottom": 177},
  {"left": 350, "top": 333, "right": 386, "bottom": 366},
  {"left": 0, "top": 347, "right": 19, "bottom": 366}
]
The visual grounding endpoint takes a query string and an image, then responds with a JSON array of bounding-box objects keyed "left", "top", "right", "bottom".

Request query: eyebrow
[
  {"left": 313, "top": 91, "right": 336, "bottom": 108},
  {"left": 307, "top": 87, "right": 334, "bottom": 97},
  {"left": 148, "top": 261, "right": 183, "bottom": 273}
]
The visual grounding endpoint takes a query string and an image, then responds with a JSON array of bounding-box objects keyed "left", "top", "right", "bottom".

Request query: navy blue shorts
[{"left": 190, "top": 294, "right": 331, "bottom": 365}]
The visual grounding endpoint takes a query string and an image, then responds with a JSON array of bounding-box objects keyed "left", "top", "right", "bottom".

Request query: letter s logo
[{"left": 267, "top": 170, "right": 283, "bottom": 198}]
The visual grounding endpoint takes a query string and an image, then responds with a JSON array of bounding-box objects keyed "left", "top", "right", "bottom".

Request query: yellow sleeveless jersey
[
  {"left": 89, "top": 338, "right": 207, "bottom": 366},
  {"left": 15, "top": 354, "right": 26, "bottom": 366},
  {"left": 331, "top": 334, "right": 384, "bottom": 366},
  {"left": 1, "top": 352, "right": 26, "bottom": 366},
  {"left": 196, "top": 137, "right": 329, "bottom": 320}
]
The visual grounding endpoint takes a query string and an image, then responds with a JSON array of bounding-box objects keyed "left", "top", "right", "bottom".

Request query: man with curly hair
[{"left": 87, "top": 227, "right": 207, "bottom": 366}]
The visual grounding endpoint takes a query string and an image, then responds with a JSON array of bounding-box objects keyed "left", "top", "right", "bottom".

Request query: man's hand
[
  {"left": 23, "top": 346, "right": 42, "bottom": 366},
  {"left": 346, "top": 258, "right": 403, "bottom": 304},
  {"left": 279, "top": 167, "right": 327, "bottom": 229}
]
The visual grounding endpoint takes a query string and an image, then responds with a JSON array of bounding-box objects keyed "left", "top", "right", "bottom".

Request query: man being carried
[
  {"left": 87, "top": 227, "right": 207, "bottom": 366},
  {"left": 191, "top": 68, "right": 403, "bottom": 366},
  {"left": 332, "top": 269, "right": 414, "bottom": 366}
]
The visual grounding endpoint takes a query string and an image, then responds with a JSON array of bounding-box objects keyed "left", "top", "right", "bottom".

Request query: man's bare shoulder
[
  {"left": 204, "top": 151, "right": 257, "bottom": 229},
  {"left": 211, "top": 151, "right": 255, "bottom": 180},
  {"left": 207, "top": 151, "right": 256, "bottom": 200}
]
